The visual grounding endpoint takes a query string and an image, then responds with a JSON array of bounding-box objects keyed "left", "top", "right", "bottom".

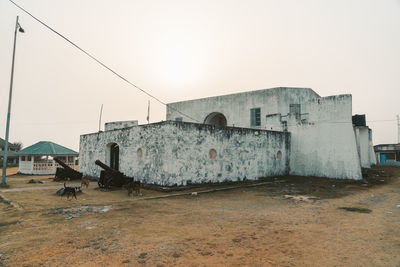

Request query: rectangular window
[
  {"left": 175, "top": 117, "right": 183, "bottom": 122},
  {"left": 290, "top": 104, "right": 301, "bottom": 115},
  {"left": 250, "top": 108, "right": 261, "bottom": 127},
  {"left": 27, "top": 156, "right": 31, "bottom": 161},
  {"left": 385, "top": 153, "right": 396, "bottom": 160}
]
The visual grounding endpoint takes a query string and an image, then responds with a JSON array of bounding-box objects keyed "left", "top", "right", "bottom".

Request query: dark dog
[
  {"left": 124, "top": 180, "right": 143, "bottom": 196},
  {"left": 81, "top": 178, "right": 90, "bottom": 189},
  {"left": 61, "top": 183, "right": 77, "bottom": 200}
]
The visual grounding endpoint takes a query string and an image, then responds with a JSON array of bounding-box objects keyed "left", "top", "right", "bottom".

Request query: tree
[{"left": 13, "top": 141, "right": 23, "bottom": 151}]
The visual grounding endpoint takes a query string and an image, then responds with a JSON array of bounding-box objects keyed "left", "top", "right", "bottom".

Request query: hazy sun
[{"left": 156, "top": 44, "right": 205, "bottom": 86}]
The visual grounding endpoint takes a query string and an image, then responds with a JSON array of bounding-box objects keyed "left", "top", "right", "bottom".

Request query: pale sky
[{"left": 1, "top": 0, "right": 399, "bottom": 151}]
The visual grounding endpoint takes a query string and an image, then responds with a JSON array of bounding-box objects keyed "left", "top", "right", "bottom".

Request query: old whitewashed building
[{"left": 80, "top": 87, "right": 375, "bottom": 185}]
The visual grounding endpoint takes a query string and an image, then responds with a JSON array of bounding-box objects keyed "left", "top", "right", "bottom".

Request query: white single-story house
[{"left": 17, "top": 141, "right": 78, "bottom": 175}]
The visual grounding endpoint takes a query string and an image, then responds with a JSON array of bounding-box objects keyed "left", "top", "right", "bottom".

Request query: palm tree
[{"left": 13, "top": 141, "right": 23, "bottom": 151}]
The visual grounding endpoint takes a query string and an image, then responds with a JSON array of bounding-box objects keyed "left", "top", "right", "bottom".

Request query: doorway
[{"left": 109, "top": 143, "right": 119, "bottom": 171}]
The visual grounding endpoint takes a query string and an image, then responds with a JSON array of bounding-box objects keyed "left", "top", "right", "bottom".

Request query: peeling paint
[{"left": 79, "top": 121, "right": 290, "bottom": 186}]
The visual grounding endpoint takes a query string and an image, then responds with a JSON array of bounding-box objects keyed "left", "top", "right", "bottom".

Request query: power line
[
  {"left": 8, "top": 0, "right": 200, "bottom": 123},
  {"left": 6, "top": 0, "right": 399, "bottom": 127}
]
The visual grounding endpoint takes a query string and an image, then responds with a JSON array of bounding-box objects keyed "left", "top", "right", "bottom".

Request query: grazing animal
[
  {"left": 81, "top": 178, "right": 90, "bottom": 189},
  {"left": 124, "top": 180, "right": 143, "bottom": 196},
  {"left": 61, "top": 183, "right": 77, "bottom": 200}
]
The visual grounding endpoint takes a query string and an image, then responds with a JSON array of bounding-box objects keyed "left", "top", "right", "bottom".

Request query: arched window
[{"left": 204, "top": 112, "right": 227, "bottom": 127}]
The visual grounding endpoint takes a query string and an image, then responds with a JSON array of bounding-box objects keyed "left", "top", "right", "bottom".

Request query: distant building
[
  {"left": 0, "top": 137, "right": 19, "bottom": 164},
  {"left": 80, "top": 87, "right": 375, "bottom": 185},
  {"left": 17, "top": 141, "right": 78, "bottom": 175},
  {"left": 374, "top": 144, "right": 400, "bottom": 165}
]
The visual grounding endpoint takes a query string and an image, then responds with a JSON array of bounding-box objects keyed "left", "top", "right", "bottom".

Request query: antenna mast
[
  {"left": 98, "top": 104, "right": 103, "bottom": 132},
  {"left": 146, "top": 100, "right": 150, "bottom": 124}
]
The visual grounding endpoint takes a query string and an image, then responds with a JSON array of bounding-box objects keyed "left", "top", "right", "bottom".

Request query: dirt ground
[
  {"left": 0, "top": 166, "right": 399, "bottom": 267},
  {"left": 0, "top": 167, "right": 18, "bottom": 176}
]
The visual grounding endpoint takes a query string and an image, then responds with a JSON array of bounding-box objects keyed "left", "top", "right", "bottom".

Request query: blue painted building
[{"left": 374, "top": 144, "right": 400, "bottom": 165}]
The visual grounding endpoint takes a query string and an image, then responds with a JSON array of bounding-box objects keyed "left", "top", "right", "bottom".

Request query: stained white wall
[
  {"left": 167, "top": 87, "right": 319, "bottom": 128},
  {"left": 368, "top": 129, "right": 377, "bottom": 166},
  {"left": 273, "top": 95, "right": 363, "bottom": 180},
  {"left": 356, "top": 127, "right": 371, "bottom": 168},
  {"left": 168, "top": 88, "right": 366, "bottom": 180},
  {"left": 79, "top": 121, "right": 290, "bottom": 186},
  {"left": 104, "top": 120, "right": 138, "bottom": 131},
  {"left": 354, "top": 127, "right": 376, "bottom": 168}
]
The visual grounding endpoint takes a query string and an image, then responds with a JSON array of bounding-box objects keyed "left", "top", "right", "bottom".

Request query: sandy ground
[
  {"left": 0, "top": 166, "right": 399, "bottom": 267},
  {"left": 0, "top": 167, "right": 18, "bottom": 176}
]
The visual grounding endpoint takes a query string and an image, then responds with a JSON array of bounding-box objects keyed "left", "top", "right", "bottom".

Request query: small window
[
  {"left": 27, "top": 156, "right": 31, "bottom": 161},
  {"left": 137, "top": 148, "right": 143, "bottom": 158},
  {"left": 290, "top": 104, "right": 301, "bottom": 115},
  {"left": 175, "top": 117, "right": 183, "bottom": 122},
  {"left": 277, "top": 151, "right": 282, "bottom": 160},
  {"left": 250, "top": 108, "right": 261, "bottom": 127},
  {"left": 209, "top": 149, "right": 217, "bottom": 159},
  {"left": 385, "top": 153, "right": 395, "bottom": 160},
  {"left": 21, "top": 156, "right": 25, "bottom": 161}
]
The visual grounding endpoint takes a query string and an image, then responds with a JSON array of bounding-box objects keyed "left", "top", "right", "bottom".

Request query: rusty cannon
[
  {"left": 95, "top": 160, "right": 132, "bottom": 189},
  {"left": 53, "top": 157, "right": 83, "bottom": 181}
]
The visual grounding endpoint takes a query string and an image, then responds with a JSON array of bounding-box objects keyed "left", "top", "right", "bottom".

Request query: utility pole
[{"left": 1, "top": 16, "right": 24, "bottom": 186}]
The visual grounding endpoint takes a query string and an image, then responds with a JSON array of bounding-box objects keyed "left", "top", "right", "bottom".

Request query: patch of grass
[{"left": 339, "top": 207, "right": 372, "bottom": 213}]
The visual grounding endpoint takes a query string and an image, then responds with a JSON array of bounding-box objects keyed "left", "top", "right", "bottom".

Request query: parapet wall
[
  {"left": 104, "top": 120, "right": 138, "bottom": 131},
  {"left": 167, "top": 87, "right": 319, "bottom": 128},
  {"left": 79, "top": 121, "right": 290, "bottom": 186}
]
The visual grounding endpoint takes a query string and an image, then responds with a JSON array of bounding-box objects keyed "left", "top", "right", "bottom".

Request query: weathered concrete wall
[
  {"left": 368, "top": 129, "right": 377, "bottom": 166},
  {"left": 167, "top": 87, "right": 320, "bottom": 128},
  {"left": 286, "top": 95, "right": 362, "bottom": 180},
  {"left": 79, "top": 121, "right": 290, "bottom": 186},
  {"left": 355, "top": 126, "right": 372, "bottom": 168},
  {"left": 167, "top": 88, "right": 369, "bottom": 180},
  {"left": 355, "top": 127, "right": 376, "bottom": 168},
  {"left": 105, "top": 120, "right": 138, "bottom": 131}
]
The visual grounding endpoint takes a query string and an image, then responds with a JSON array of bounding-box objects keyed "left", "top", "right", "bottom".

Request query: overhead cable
[{"left": 8, "top": 0, "right": 200, "bottom": 123}]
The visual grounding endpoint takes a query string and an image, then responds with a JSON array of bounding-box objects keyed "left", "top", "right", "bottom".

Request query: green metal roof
[{"left": 17, "top": 141, "right": 78, "bottom": 156}]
